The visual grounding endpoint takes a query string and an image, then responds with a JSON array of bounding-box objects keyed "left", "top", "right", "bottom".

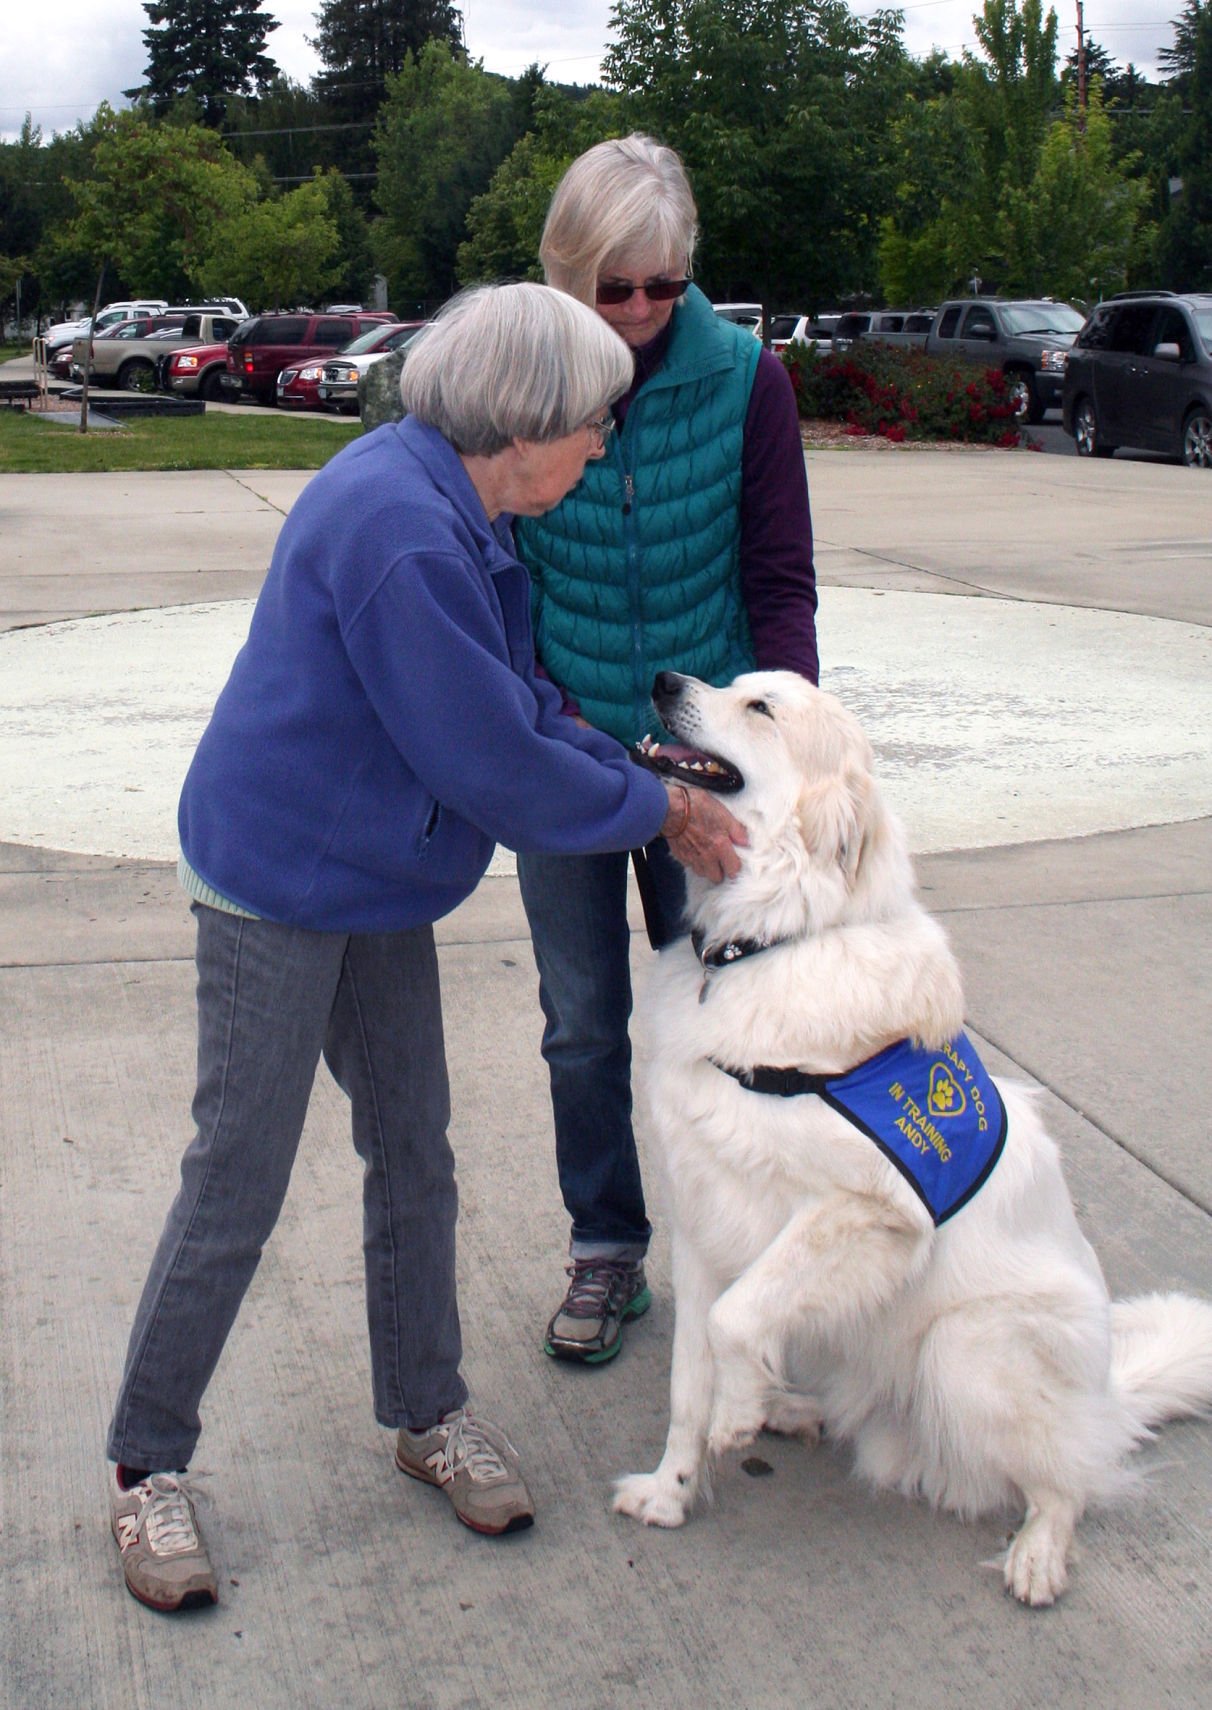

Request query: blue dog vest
[{"left": 715, "top": 1031, "right": 1007, "bottom": 1225}]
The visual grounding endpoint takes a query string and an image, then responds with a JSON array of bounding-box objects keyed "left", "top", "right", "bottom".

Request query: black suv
[{"left": 1062, "top": 291, "right": 1212, "bottom": 467}]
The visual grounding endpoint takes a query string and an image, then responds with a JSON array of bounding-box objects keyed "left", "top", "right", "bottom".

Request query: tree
[
  {"left": 600, "top": 0, "right": 914, "bottom": 308},
  {"left": 1002, "top": 85, "right": 1153, "bottom": 298},
  {"left": 1156, "top": 1, "right": 1212, "bottom": 285},
  {"left": 963, "top": 0, "right": 1059, "bottom": 203},
  {"left": 125, "top": 1, "right": 281, "bottom": 126},
  {"left": 312, "top": 0, "right": 464, "bottom": 116},
  {"left": 1158, "top": 0, "right": 1208, "bottom": 87},
  {"left": 457, "top": 84, "right": 628, "bottom": 285},
  {"left": 197, "top": 176, "right": 344, "bottom": 307},
  {"left": 371, "top": 41, "right": 518, "bottom": 306},
  {"left": 62, "top": 107, "right": 260, "bottom": 300}
]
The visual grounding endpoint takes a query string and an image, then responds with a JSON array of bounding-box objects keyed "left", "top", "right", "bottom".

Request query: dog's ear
[{"left": 797, "top": 766, "right": 872, "bottom": 888}]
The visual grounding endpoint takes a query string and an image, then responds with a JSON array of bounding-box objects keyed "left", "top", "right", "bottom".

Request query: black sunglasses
[{"left": 595, "top": 278, "right": 691, "bottom": 306}]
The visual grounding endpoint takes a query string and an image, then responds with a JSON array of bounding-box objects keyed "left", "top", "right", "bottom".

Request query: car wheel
[
  {"left": 1008, "top": 369, "right": 1043, "bottom": 425},
  {"left": 1073, "top": 396, "right": 1114, "bottom": 459},
  {"left": 200, "top": 368, "right": 227, "bottom": 402},
  {"left": 1182, "top": 407, "right": 1212, "bottom": 468},
  {"left": 117, "top": 358, "right": 157, "bottom": 394}
]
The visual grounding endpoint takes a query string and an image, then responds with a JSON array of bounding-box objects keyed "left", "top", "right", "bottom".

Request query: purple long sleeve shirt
[{"left": 619, "top": 330, "right": 819, "bottom": 683}]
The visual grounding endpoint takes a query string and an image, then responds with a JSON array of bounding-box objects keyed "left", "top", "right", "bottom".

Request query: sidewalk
[{"left": 1, "top": 450, "right": 1210, "bottom": 1710}]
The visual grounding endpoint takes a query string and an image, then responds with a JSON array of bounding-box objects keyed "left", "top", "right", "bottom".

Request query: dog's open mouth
[{"left": 631, "top": 733, "right": 744, "bottom": 794}]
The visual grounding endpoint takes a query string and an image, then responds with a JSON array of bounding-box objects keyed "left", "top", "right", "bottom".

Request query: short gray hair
[
  {"left": 399, "top": 282, "right": 633, "bottom": 457},
  {"left": 539, "top": 134, "right": 698, "bottom": 308}
]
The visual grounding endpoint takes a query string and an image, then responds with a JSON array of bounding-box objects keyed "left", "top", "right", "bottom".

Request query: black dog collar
[{"left": 691, "top": 928, "right": 777, "bottom": 969}]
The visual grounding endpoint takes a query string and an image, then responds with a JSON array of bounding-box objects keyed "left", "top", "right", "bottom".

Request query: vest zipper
[{"left": 617, "top": 432, "right": 645, "bottom": 734}]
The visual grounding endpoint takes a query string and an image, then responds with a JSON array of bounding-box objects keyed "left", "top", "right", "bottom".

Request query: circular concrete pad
[{"left": 1, "top": 590, "right": 1209, "bottom": 861}]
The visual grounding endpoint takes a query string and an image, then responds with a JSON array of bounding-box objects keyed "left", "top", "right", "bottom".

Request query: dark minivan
[{"left": 1062, "top": 291, "right": 1212, "bottom": 467}]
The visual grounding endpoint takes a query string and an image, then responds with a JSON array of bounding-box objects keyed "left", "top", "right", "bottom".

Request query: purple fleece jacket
[{"left": 178, "top": 418, "right": 669, "bottom": 932}]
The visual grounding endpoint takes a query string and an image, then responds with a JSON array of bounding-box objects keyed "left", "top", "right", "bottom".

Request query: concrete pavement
[{"left": 1, "top": 445, "right": 1210, "bottom": 1709}]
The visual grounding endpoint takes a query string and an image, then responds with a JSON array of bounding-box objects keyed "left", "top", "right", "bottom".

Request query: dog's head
[{"left": 634, "top": 670, "right": 912, "bottom": 940}]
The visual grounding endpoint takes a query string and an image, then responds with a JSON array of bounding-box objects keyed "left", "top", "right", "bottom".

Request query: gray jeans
[{"left": 107, "top": 903, "right": 466, "bottom": 1471}]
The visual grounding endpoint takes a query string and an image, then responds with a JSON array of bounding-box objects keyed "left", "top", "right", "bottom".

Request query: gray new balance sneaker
[
  {"left": 110, "top": 1468, "right": 219, "bottom": 1611},
  {"left": 544, "top": 1258, "right": 652, "bottom": 1363},
  {"left": 395, "top": 1410, "right": 535, "bottom": 1535}
]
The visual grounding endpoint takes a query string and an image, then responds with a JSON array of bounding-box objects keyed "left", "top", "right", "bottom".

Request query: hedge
[{"left": 781, "top": 339, "right": 1024, "bottom": 447}]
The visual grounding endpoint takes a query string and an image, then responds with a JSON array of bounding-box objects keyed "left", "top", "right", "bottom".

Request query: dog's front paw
[
  {"left": 1001, "top": 1499, "right": 1076, "bottom": 1607},
  {"left": 613, "top": 1471, "right": 694, "bottom": 1528}
]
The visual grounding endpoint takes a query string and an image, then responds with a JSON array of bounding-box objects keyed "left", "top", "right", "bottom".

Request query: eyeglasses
[
  {"left": 595, "top": 278, "right": 691, "bottom": 306},
  {"left": 586, "top": 413, "right": 615, "bottom": 446}
]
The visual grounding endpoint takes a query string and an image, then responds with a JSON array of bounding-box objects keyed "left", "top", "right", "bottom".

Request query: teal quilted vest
[{"left": 516, "top": 286, "right": 761, "bottom": 745}]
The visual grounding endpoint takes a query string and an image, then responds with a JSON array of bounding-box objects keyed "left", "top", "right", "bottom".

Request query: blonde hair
[
  {"left": 539, "top": 134, "right": 698, "bottom": 307},
  {"left": 400, "top": 282, "right": 633, "bottom": 457}
]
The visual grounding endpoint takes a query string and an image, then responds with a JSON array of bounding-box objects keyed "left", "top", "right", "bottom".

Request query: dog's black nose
[{"left": 653, "top": 671, "right": 686, "bottom": 700}]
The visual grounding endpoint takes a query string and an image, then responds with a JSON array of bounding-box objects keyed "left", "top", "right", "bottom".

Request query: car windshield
[
  {"left": 1001, "top": 303, "right": 1085, "bottom": 336},
  {"left": 341, "top": 325, "right": 393, "bottom": 354}
]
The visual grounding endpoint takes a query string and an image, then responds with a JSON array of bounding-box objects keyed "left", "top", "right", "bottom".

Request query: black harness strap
[{"left": 711, "top": 1061, "right": 831, "bottom": 1099}]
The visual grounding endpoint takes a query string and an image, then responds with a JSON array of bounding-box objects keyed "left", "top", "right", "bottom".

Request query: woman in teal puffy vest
[{"left": 516, "top": 136, "right": 819, "bottom": 1366}]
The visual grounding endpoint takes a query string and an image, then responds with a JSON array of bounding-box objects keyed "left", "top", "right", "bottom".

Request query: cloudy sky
[{"left": 0, "top": 0, "right": 1186, "bottom": 144}]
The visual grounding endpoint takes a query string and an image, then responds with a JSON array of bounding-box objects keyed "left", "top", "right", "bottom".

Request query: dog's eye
[{"left": 747, "top": 699, "right": 773, "bottom": 719}]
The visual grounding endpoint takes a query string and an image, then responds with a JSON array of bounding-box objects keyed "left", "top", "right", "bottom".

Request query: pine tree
[
  {"left": 125, "top": 1, "right": 281, "bottom": 126},
  {"left": 1158, "top": 0, "right": 1207, "bottom": 87},
  {"left": 310, "top": 1, "right": 465, "bottom": 119}
]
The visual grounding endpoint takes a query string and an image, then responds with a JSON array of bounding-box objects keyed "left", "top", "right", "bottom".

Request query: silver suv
[{"left": 1062, "top": 291, "right": 1212, "bottom": 468}]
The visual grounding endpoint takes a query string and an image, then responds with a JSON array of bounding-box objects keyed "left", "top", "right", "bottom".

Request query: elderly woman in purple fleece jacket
[
  {"left": 103, "top": 281, "right": 747, "bottom": 1616},
  {"left": 513, "top": 135, "right": 819, "bottom": 1370}
]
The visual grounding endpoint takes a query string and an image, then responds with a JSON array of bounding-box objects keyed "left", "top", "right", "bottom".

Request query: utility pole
[{"left": 1076, "top": 0, "right": 1088, "bottom": 124}]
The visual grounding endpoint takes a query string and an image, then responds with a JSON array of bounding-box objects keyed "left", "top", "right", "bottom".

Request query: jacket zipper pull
[{"left": 622, "top": 473, "right": 634, "bottom": 515}]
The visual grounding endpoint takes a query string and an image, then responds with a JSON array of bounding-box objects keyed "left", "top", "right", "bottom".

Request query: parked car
[
  {"left": 223, "top": 310, "right": 398, "bottom": 405},
  {"left": 48, "top": 317, "right": 165, "bottom": 379},
  {"left": 712, "top": 302, "right": 764, "bottom": 337},
  {"left": 861, "top": 309, "right": 935, "bottom": 350},
  {"left": 1062, "top": 291, "right": 1212, "bottom": 467},
  {"left": 159, "top": 341, "right": 231, "bottom": 401},
  {"left": 830, "top": 311, "right": 873, "bottom": 352},
  {"left": 923, "top": 298, "right": 1086, "bottom": 422},
  {"left": 768, "top": 313, "right": 842, "bottom": 353},
  {"left": 312, "top": 321, "right": 428, "bottom": 413},
  {"left": 71, "top": 311, "right": 243, "bottom": 390},
  {"left": 41, "top": 297, "right": 179, "bottom": 353}
]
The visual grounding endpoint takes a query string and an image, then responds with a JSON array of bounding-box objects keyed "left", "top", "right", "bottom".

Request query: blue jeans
[
  {"left": 107, "top": 904, "right": 466, "bottom": 1471},
  {"left": 517, "top": 840, "right": 686, "bottom": 1261}
]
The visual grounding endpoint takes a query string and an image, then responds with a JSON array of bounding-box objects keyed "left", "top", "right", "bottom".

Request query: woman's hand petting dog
[{"left": 662, "top": 784, "right": 747, "bottom": 882}]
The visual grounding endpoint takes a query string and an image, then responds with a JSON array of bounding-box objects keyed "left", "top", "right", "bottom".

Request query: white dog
[{"left": 615, "top": 669, "right": 1212, "bottom": 1605}]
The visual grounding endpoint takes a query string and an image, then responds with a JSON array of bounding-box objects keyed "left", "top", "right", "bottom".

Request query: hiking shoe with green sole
[
  {"left": 395, "top": 1409, "right": 535, "bottom": 1535},
  {"left": 111, "top": 1468, "right": 218, "bottom": 1612},
  {"left": 544, "top": 1258, "right": 652, "bottom": 1364}
]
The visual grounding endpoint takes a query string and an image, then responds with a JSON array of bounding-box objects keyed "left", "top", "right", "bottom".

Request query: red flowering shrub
[{"left": 781, "top": 340, "right": 1023, "bottom": 446}]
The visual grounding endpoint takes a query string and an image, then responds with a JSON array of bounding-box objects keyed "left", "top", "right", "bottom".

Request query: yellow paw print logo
[{"left": 928, "top": 1063, "right": 967, "bottom": 1119}]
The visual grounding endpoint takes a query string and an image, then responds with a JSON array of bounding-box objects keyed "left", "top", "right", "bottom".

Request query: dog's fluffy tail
[{"left": 1111, "top": 1292, "right": 1212, "bottom": 1438}]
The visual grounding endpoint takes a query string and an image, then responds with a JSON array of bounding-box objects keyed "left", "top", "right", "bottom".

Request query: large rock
[{"left": 359, "top": 348, "right": 407, "bottom": 430}]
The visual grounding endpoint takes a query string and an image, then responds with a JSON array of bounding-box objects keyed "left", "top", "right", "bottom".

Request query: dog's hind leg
[
  {"left": 763, "top": 1391, "right": 824, "bottom": 1446},
  {"left": 706, "top": 1194, "right": 929, "bottom": 1460},
  {"left": 614, "top": 1236, "right": 722, "bottom": 1528}
]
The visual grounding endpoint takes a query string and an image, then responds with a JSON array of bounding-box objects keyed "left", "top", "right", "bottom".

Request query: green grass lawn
[{"left": 0, "top": 404, "right": 362, "bottom": 473}]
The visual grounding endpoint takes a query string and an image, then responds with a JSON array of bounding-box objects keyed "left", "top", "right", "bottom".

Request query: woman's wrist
[{"left": 661, "top": 783, "right": 691, "bottom": 841}]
